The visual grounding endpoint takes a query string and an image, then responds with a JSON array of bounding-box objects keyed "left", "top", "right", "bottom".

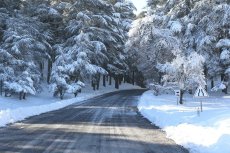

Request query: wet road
[{"left": 0, "top": 89, "right": 189, "bottom": 153}]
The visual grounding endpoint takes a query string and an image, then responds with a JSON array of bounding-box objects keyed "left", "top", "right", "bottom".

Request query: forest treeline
[
  {"left": 0, "top": 0, "right": 142, "bottom": 99},
  {"left": 127, "top": 0, "right": 230, "bottom": 103}
]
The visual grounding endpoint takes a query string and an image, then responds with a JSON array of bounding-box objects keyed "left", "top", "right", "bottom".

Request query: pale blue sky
[{"left": 130, "top": 0, "right": 147, "bottom": 14}]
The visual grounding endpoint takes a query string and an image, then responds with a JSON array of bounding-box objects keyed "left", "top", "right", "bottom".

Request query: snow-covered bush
[
  {"left": 4, "top": 71, "right": 36, "bottom": 100},
  {"left": 50, "top": 65, "right": 69, "bottom": 100},
  {"left": 66, "top": 81, "right": 85, "bottom": 97},
  {"left": 211, "top": 82, "right": 227, "bottom": 92},
  {"left": 149, "top": 83, "right": 174, "bottom": 96},
  {"left": 51, "top": 45, "right": 108, "bottom": 99}
]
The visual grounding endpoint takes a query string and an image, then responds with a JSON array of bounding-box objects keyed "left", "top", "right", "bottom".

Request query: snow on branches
[{"left": 158, "top": 52, "right": 206, "bottom": 91}]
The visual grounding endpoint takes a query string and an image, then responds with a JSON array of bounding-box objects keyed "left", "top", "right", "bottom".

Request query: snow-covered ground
[
  {"left": 138, "top": 90, "right": 230, "bottom": 153},
  {"left": 0, "top": 82, "right": 141, "bottom": 127}
]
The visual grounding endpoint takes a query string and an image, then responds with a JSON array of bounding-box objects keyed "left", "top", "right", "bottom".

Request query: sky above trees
[{"left": 130, "top": 0, "right": 146, "bottom": 14}]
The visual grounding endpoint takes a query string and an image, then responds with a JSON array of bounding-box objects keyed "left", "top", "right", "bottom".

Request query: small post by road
[
  {"left": 174, "top": 90, "right": 180, "bottom": 105},
  {"left": 200, "top": 101, "right": 203, "bottom": 112},
  {"left": 0, "top": 79, "right": 3, "bottom": 96},
  {"left": 197, "top": 107, "right": 200, "bottom": 116}
]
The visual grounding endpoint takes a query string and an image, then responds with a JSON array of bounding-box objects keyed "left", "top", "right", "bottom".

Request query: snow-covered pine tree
[
  {"left": 0, "top": 14, "right": 52, "bottom": 99},
  {"left": 158, "top": 52, "right": 206, "bottom": 104},
  {"left": 0, "top": 2, "right": 10, "bottom": 96},
  {"left": 51, "top": 0, "right": 135, "bottom": 92},
  {"left": 126, "top": 11, "right": 180, "bottom": 84},
  {"left": 180, "top": 0, "right": 230, "bottom": 92},
  {"left": 51, "top": 32, "right": 108, "bottom": 99},
  {"left": 112, "top": 0, "right": 136, "bottom": 37},
  {"left": 51, "top": 0, "right": 111, "bottom": 92},
  {"left": 111, "top": 0, "right": 137, "bottom": 85},
  {"left": 129, "top": 0, "right": 230, "bottom": 91},
  {"left": 0, "top": 48, "right": 9, "bottom": 96},
  {"left": 22, "top": 0, "right": 64, "bottom": 83},
  {"left": 0, "top": 0, "right": 21, "bottom": 12}
]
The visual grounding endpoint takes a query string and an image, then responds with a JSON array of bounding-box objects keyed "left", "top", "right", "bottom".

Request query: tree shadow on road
[{"left": 0, "top": 126, "right": 189, "bottom": 153}]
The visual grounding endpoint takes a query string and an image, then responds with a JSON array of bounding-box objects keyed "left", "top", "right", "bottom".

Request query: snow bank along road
[{"left": 0, "top": 89, "right": 188, "bottom": 153}]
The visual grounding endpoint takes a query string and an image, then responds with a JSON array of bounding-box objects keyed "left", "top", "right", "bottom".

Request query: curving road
[{"left": 0, "top": 89, "right": 189, "bottom": 153}]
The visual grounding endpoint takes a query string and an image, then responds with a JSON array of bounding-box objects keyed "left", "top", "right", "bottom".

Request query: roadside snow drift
[{"left": 138, "top": 90, "right": 230, "bottom": 153}]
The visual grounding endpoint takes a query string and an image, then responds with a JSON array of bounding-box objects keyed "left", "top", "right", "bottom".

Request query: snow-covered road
[{"left": 0, "top": 89, "right": 188, "bottom": 153}]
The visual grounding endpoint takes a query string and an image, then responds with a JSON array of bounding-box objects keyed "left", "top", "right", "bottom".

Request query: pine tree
[
  {"left": 22, "top": 0, "right": 64, "bottom": 83},
  {"left": 1, "top": 14, "right": 51, "bottom": 99},
  {"left": 126, "top": 12, "right": 180, "bottom": 83},
  {"left": 158, "top": 52, "right": 206, "bottom": 104},
  {"left": 51, "top": 0, "right": 135, "bottom": 92},
  {"left": 128, "top": 0, "right": 230, "bottom": 91}
]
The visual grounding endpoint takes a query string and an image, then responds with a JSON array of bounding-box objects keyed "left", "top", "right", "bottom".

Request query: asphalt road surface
[{"left": 0, "top": 89, "right": 189, "bottom": 153}]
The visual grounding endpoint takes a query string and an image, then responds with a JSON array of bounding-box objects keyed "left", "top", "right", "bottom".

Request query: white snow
[
  {"left": 211, "top": 82, "right": 227, "bottom": 91},
  {"left": 0, "top": 82, "right": 141, "bottom": 127},
  {"left": 169, "top": 21, "right": 183, "bottom": 33},
  {"left": 220, "top": 49, "right": 230, "bottom": 60},
  {"left": 138, "top": 90, "right": 230, "bottom": 153},
  {"left": 216, "top": 39, "right": 230, "bottom": 48}
]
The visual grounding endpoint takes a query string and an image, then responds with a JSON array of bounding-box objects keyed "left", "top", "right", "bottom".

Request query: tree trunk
[
  {"left": 19, "top": 92, "right": 23, "bottom": 100},
  {"left": 115, "top": 75, "right": 119, "bottom": 89},
  {"left": 96, "top": 74, "right": 100, "bottom": 90},
  {"left": 74, "top": 92, "right": 78, "bottom": 97},
  {"left": 204, "top": 65, "right": 208, "bottom": 91},
  {"left": 93, "top": 83, "right": 96, "bottom": 90},
  {"left": 40, "top": 62, "right": 44, "bottom": 79},
  {"left": 91, "top": 80, "right": 94, "bottom": 87},
  {"left": 221, "top": 74, "right": 225, "bottom": 81},
  {"left": 211, "top": 79, "right": 214, "bottom": 89},
  {"left": 92, "top": 80, "right": 95, "bottom": 90},
  {"left": 158, "top": 72, "right": 163, "bottom": 85},
  {"left": 0, "top": 80, "right": 3, "bottom": 96},
  {"left": 60, "top": 89, "right": 64, "bottom": 100},
  {"left": 221, "top": 74, "right": 228, "bottom": 94},
  {"left": 5, "top": 90, "right": 8, "bottom": 97},
  {"left": 92, "top": 78, "right": 96, "bottom": 90},
  {"left": 23, "top": 93, "right": 26, "bottom": 100},
  {"left": 179, "top": 89, "right": 184, "bottom": 104},
  {"left": 126, "top": 74, "right": 130, "bottom": 84},
  {"left": 132, "top": 71, "right": 135, "bottom": 85},
  {"left": 119, "top": 75, "right": 122, "bottom": 85},
  {"left": 75, "top": 76, "right": 79, "bottom": 82},
  {"left": 103, "top": 75, "right": 106, "bottom": 87},
  {"left": 224, "top": 86, "right": 228, "bottom": 94},
  {"left": 158, "top": 74, "right": 161, "bottom": 84},
  {"left": 109, "top": 75, "right": 112, "bottom": 85},
  {"left": 47, "top": 60, "right": 52, "bottom": 84},
  {"left": 188, "top": 89, "right": 192, "bottom": 94}
]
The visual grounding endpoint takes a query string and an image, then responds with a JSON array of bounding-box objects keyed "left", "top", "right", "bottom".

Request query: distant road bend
[{"left": 0, "top": 89, "right": 189, "bottom": 153}]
